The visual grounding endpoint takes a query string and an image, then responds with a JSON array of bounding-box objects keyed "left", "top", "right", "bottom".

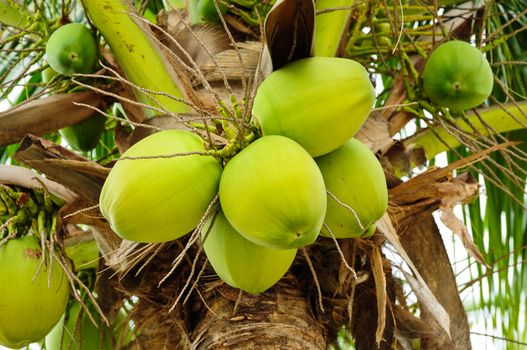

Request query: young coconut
[
  {"left": 42, "top": 66, "right": 106, "bottom": 153},
  {"left": 421, "top": 40, "right": 494, "bottom": 111},
  {"left": 252, "top": 57, "right": 375, "bottom": 157},
  {"left": 202, "top": 211, "right": 297, "bottom": 294},
  {"left": 45, "top": 23, "right": 98, "bottom": 76},
  {"left": 99, "top": 130, "right": 223, "bottom": 243},
  {"left": 58, "top": 115, "right": 106, "bottom": 152},
  {"left": 0, "top": 236, "right": 70, "bottom": 349},
  {"left": 219, "top": 135, "right": 327, "bottom": 250},
  {"left": 316, "top": 138, "right": 388, "bottom": 238}
]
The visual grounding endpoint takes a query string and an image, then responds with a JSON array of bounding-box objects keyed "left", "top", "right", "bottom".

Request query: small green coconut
[
  {"left": 202, "top": 211, "right": 297, "bottom": 294},
  {"left": 422, "top": 40, "right": 494, "bottom": 111},
  {"left": 45, "top": 23, "right": 98, "bottom": 76},
  {"left": 59, "top": 115, "right": 106, "bottom": 152}
]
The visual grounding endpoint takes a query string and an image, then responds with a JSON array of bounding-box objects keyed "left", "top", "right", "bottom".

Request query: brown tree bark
[
  {"left": 191, "top": 277, "right": 326, "bottom": 349},
  {"left": 397, "top": 211, "right": 472, "bottom": 350}
]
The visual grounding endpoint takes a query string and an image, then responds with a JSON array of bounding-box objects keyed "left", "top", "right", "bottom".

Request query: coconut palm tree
[{"left": 0, "top": 0, "right": 526, "bottom": 349}]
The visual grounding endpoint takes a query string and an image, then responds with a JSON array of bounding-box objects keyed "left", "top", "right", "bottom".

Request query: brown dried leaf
[
  {"left": 438, "top": 177, "right": 487, "bottom": 267},
  {"left": 87, "top": 219, "right": 123, "bottom": 265},
  {"left": 372, "top": 247, "right": 387, "bottom": 346},
  {"left": 0, "top": 164, "right": 77, "bottom": 202},
  {"left": 264, "top": 0, "right": 315, "bottom": 71},
  {"left": 389, "top": 142, "right": 517, "bottom": 204},
  {"left": 377, "top": 214, "right": 451, "bottom": 338},
  {"left": 439, "top": 209, "right": 487, "bottom": 266},
  {"left": 13, "top": 135, "right": 108, "bottom": 204},
  {"left": 0, "top": 91, "right": 105, "bottom": 147},
  {"left": 355, "top": 111, "right": 394, "bottom": 154},
  {"left": 200, "top": 42, "right": 261, "bottom": 83},
  {"left": 159, "top": 12, "right": 231, "bottom": 68},
  {"left": 96, "top": 263, "right": 125, "bottom": 322}
]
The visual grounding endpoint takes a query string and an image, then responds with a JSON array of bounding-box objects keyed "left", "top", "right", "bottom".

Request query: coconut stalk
[
  {"left": 81, "top": 0, "right": 190, "bottom": 118},
  {"left": 0, "top": 0, "right": 30, "bottom": 28},
  {"left": 314, "top": 0, "right": 356, "bottom": 57},
  {"left": 405, "top": 101, "right": 527, "bottom": 160}
]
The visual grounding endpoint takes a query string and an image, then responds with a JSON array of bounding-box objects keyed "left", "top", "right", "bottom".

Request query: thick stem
[
  {"left": 82, "top": 0, "right": 190, "bottom": 117},
  {"left": 314, "top": 0, "right": 356, "bottom": 57},
  {"left": 191, "top": 276, "right": 326, "bottom": 349},
  {"left": 397, "top": 210, "right": 472, "bottom": 349},
  {"left": 0, "top": 0, "right": 29, "bottom": 28},
  {"left": 405, "top": 101, "right": 527, "bottom": 160}
]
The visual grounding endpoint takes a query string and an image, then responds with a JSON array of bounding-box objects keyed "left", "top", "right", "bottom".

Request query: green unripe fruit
[
  {"left": 41, "top": 64, "right": 105, "bottom": 153},
  {"left": 219, "top": 136, "right": 327, "bottom": 250},
  {"left": 100, "top": 130, "right": 223, "bottom": 243},
  {"left": 203, "top": 211, "right": 297, "bottom": 294},
  {"left": 252, "top": 57, "right": 375, "bottom": 157},
  {"left": 374, "top": 22, "right": 391, "bottom": 34},
  {"left": 0, "top": 236, "right": 69, "bottom": 349},
  {"left": 422, "top": 40, "right": 494, "bottom": 111},
  {"left": 59, "top": 115, "right": 106, "bottom": 152},
  {"left": 45, "top": 23, "right": 98, "bottom": 76},
  {"left": 316, "top": 138, "right": 388, "bottom": 238},
  {"left": 64, "top": 239, "right": 100, "bottom": 270},
  {"left": 377, "top": 35, "right": 392, "bottom": 47}
]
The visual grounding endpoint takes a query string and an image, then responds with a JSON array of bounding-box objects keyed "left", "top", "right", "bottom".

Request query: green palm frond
[{"left": 445, "top": 1, "right": 527, "bottom": 347}]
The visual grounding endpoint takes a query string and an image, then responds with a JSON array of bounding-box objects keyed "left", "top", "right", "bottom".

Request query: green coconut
[
  {"left": 252, "top": 57, "right": 376, "bottom": 157},
  {"left": 59, "top": 115, "right": 106, "bottom": 152},
  {"left": 422, "top": 40, "right": 494, "bottom": 111},
  {"left": 45, "top": 23, "right": 98, "bottom": 76},
  {"left": 202, "top": 210, "right": 297, "bottom": 294},
  {"left": 219, "top": 135, "right": 327, "bottom": 250},
  {"left": 316, "top": 138, "right": 388, "bottom": 238},
  {"left": 0, "top": 236, "right": 70, "bottom": 349},
  {"left": 99, "top": 130, "right": 223, "bottom": 243}
]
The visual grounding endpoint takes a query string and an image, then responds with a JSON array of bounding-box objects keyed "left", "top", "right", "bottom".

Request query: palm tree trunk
[
  {"left": 190, "top": 276, "right": 326, "bottom": 349},
  {"left": 398, "top": 211, "right": 472, "bottom": 349}
]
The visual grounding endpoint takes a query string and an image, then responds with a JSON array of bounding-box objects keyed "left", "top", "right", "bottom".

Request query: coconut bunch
[{"left": 99, "top": 56, "right": 388, "bottom": 295}]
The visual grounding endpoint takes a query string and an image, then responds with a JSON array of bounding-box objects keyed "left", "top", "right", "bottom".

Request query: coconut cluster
[{"left": 99, "top": 57, "right": 388, "bottom": 295}]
